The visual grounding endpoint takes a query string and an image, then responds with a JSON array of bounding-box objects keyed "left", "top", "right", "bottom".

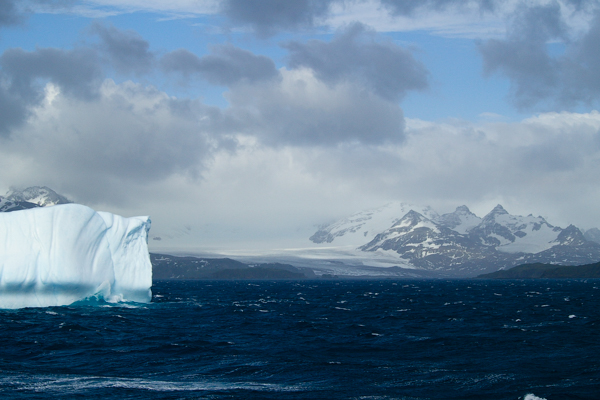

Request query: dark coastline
[{"left": 477, "top": 261, "right": 600, "bottom": 279}]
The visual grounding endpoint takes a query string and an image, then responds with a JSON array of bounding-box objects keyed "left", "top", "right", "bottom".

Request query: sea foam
[{"left": 524, "top": 394, "right": 547, "bottom": 400}]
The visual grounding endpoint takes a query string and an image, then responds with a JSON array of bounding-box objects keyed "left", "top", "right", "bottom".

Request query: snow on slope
[
  {"left": 364, "top": 210, "right": 442, "bottom": 247},
  {"left": 0, "top": 204, "right": 152, "bottom": 309},
  {"left": 4, "top": 186, "right": 72, "bottom": 207},
  {"left": 473, "top": 205, "right": 562, "bottom": 254},
  {"left": 309, "top": 202, "right": 440, "bottom": 247},
  {"left": 0, "top": 186, "right": 72, "bottom": 212},
  {"left": 437, "top": 206, "right": 481, "bottom": 234},
  {"left": 311, "top": 201, "right": 584, "bottom": 263}
]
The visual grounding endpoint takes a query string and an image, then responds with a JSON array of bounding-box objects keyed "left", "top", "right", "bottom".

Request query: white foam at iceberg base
[
  {"left": 0, "top": 204, "right": 152, "bottom": 308},
  {"left": 524, "top": 394, "right": 547, "bottom": 400}
]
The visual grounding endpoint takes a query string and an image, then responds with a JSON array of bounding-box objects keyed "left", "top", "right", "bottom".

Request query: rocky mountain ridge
[
  {"left": 0, "top": 186, "right": 72, "bottom": 212},
  {"left": 312, "top": 203, "right": 600, "bottom": 276}
]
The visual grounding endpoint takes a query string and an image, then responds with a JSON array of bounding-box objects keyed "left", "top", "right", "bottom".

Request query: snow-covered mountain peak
[
  {"left": 0, "top": 186, "right": 72, "bottom": 212},
  {"left": 392, "top": 210, "right": 429, "bottom": 228},
  {"left": 310, "top": 200, "right": 600, "bottom": 276},
  {"left": 309, "top": 201, "right": 439, "bottom": 246},
  {"left": 483, "top": 204, "right": 509, "bottom": 220},
  {"left": 554, "top": 225, "right": 587, "bottom": 247},
  {"left": 437, "top": 205, "right": 482, "bottom": 234},
  {"left": 6, "top": 186, "right": 72, "bottom": 207},
  {"left": 360, "top": 210, "right": 442, "bottom": 252},
  {"left": 455, "top": 205, "right": 471, "bottom": 214},
  {"left": 466, "top": 205, "right": 560, "bottom": 253}
]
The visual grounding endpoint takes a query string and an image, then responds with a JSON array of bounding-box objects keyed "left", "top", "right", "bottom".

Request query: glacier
[{"left": 0, "top": 204, "right": 152, "bottom": 309}]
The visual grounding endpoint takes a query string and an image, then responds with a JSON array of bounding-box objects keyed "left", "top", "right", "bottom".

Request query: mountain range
[
  {"left": 4, "top": 187, "right": 600, "bottom": 278},
  {"left": 0, "top": 186, "right": 72, "bottom": 212},
  {"left": 311, "top": 202, "right": 600, "bottom": 276}
]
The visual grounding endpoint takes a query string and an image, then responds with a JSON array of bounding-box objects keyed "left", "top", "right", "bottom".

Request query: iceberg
[{"left": 0, "top": 204, "right": 152, "bottom": 309}]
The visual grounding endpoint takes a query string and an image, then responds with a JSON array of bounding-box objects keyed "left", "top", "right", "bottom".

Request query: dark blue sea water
[{"left": 1, "top": 279, "right": 599, "bottom": 399}]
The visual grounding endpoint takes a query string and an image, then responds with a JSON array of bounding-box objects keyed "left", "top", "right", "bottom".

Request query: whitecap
[{"left": 524, "top": 394, "right": 547, "bottom": 400}]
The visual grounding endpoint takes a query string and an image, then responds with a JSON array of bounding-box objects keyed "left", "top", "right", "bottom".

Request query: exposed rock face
[
  {"left": 0, "top": 186, "right": 72, "bottom": 212},
  {"left": 309, "top": 202, "right": 440, "bottom": 246},
  {"left": 313, "top": 203, "right": 600, "bottom": 276}
]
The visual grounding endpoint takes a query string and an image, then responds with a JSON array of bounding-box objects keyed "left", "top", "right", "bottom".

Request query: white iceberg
[{"left": 0, "top": 204, "right": 152, "bottom": 309}]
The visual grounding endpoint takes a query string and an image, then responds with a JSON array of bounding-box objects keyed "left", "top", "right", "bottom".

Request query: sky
[{"left": 1, "top": 0, "right": 600, "bottom": 253}]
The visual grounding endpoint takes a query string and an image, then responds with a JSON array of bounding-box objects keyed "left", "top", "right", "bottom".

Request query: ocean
[{"left": 0, "top": 279, "right": 599, "bottom": 399}]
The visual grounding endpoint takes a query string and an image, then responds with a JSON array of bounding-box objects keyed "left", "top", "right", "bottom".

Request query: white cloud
[
  {"left": 29, "top": 0, "right": 596, "bottom": 39},
  {"left": 33, "top": 0, "right": 221, "bottom": 18},
  {"left": 0, "top": 80, "right": 220, "bottom": 205},
  {"left": 135, "top": 109, "right": 600, "bottom": 251},
  {"left": 327, "top": 1, "right": 598, "bottom": 39},
  {"left": 223, "top": 67, "right": 406, "bottom": 146},
  {"left": 327, "top": 0, "right": 507, "bottom": 38},
  {"left": 3, "top": 75, "right": 600, "bottom": 253}
]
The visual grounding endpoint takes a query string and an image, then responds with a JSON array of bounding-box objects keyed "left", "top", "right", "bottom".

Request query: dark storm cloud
[
  {"left": 223, "top": 68, "right": 406, "bottom": 146},
  {"left": 0, "top": 88, "right": 30, "bottom": 136},
  {"left": 161, "top": 44, "right": 280, "bottom": 86},
  {"left": 560, "top": 12, "right": 600, "bottom": 105},
  {"left": 479, "top": 3, "right": 565, "bottom": 108},
  {"left": 0, "top": 24, "right": 163, "bottom": 137},
  {"left": 479, "top": 2, "right": 600, "bottom": 110},
  {"left": 284, "top": 23, "right": 428, "bottom": 101},
  {"left": 0, "top": 0, "right": 77, "bottom": 28},
  {"left": 220, "top": 0, "right": 339, "bottom": 36},
  {"left": 0, "top": 0, "right": 23, "bottom": 26},
  {"left": 7, "top": 79, "right": 229, "bottom": 206},
  {"left": 90, "top": 22, "right": 154, "bottom": 76},
  {"left": 0, "top": 47, "right": 102, "bottom": 135},
  {"left": 160, "top": 29, "right": 410, "bottom": 147},
  {"left": 0, "top": 47, "right": 102, "bottom": 100}
]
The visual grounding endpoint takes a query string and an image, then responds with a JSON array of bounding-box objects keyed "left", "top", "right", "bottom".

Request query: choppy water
[{"left": 1, "top": 279, "right": 599, "bottom": 399}]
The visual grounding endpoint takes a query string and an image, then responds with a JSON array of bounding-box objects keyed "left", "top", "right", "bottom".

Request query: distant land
[
  {"left": 0, "top": 186, "right": 72, "bottom": 212},
  {"left": 151, "top": 253, "right": 317, "bottom": 280},
  {"left": 5, "top": 186, "right": 600, "bottom": 279},
  {"left": 152, "top": 253, "right": 600, "bottom": 281},
  {"left": 477, "top": 261, "right": 600, "bottom": 279},
  {"left": 310, "top": 202, "right": 600, "bottom": 277}
]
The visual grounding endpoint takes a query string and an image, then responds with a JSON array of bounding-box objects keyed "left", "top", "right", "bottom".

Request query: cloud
[
  {"left": 3, "top": 77, "right": 600, "bottom": 246},
  {"left": 0, "top": 24, "right": 158, "bottom": 136},
  {"left": 139, "top": 110, "right": 600, "bottom": 249},
  {"left": 89, "top": 22, "right": 155, "bottom": 76},
  {"left": 24, "top": 0, "right": 219, "bottom": 18},
  {"left": 161, "top": 44, "right": 280, "bottom": 86},
  {"left": 0, "top": 47, "right": 102, "bottom": 100},
  {"left": 0, "top": 88, "right": 30, "bottom": 136},
  {"left": 284, "top": 22, "right": 428, "bottom": 101},
  {"left": 222, "top": 67, "right": 406, "bottom": 146},
  {"left": 3, "top": 79, "right": 224, "bottom": 205},
  {"left": 479, "top": 2, "right": 600, "bottom": 110},
  {"left": 388, "top": 112, "right": 600, "bottom": 218},
  {"left": 162, "top": 39, "right": 409, "bottom": 146},
  {"left": 277, "top": 110, "right": 600, "bottom": 228},
  {"left": 0, "top": 46, "right": 102, "bottom": 135},
  {"left": 379, "top": 0, "right": 497, "bottom": 16},
  {"left": 0, "top": 0, "right": 23, "bottom": 26},
  {"left": 220, "top": 0, "right": 339, "bottom": 36}
]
